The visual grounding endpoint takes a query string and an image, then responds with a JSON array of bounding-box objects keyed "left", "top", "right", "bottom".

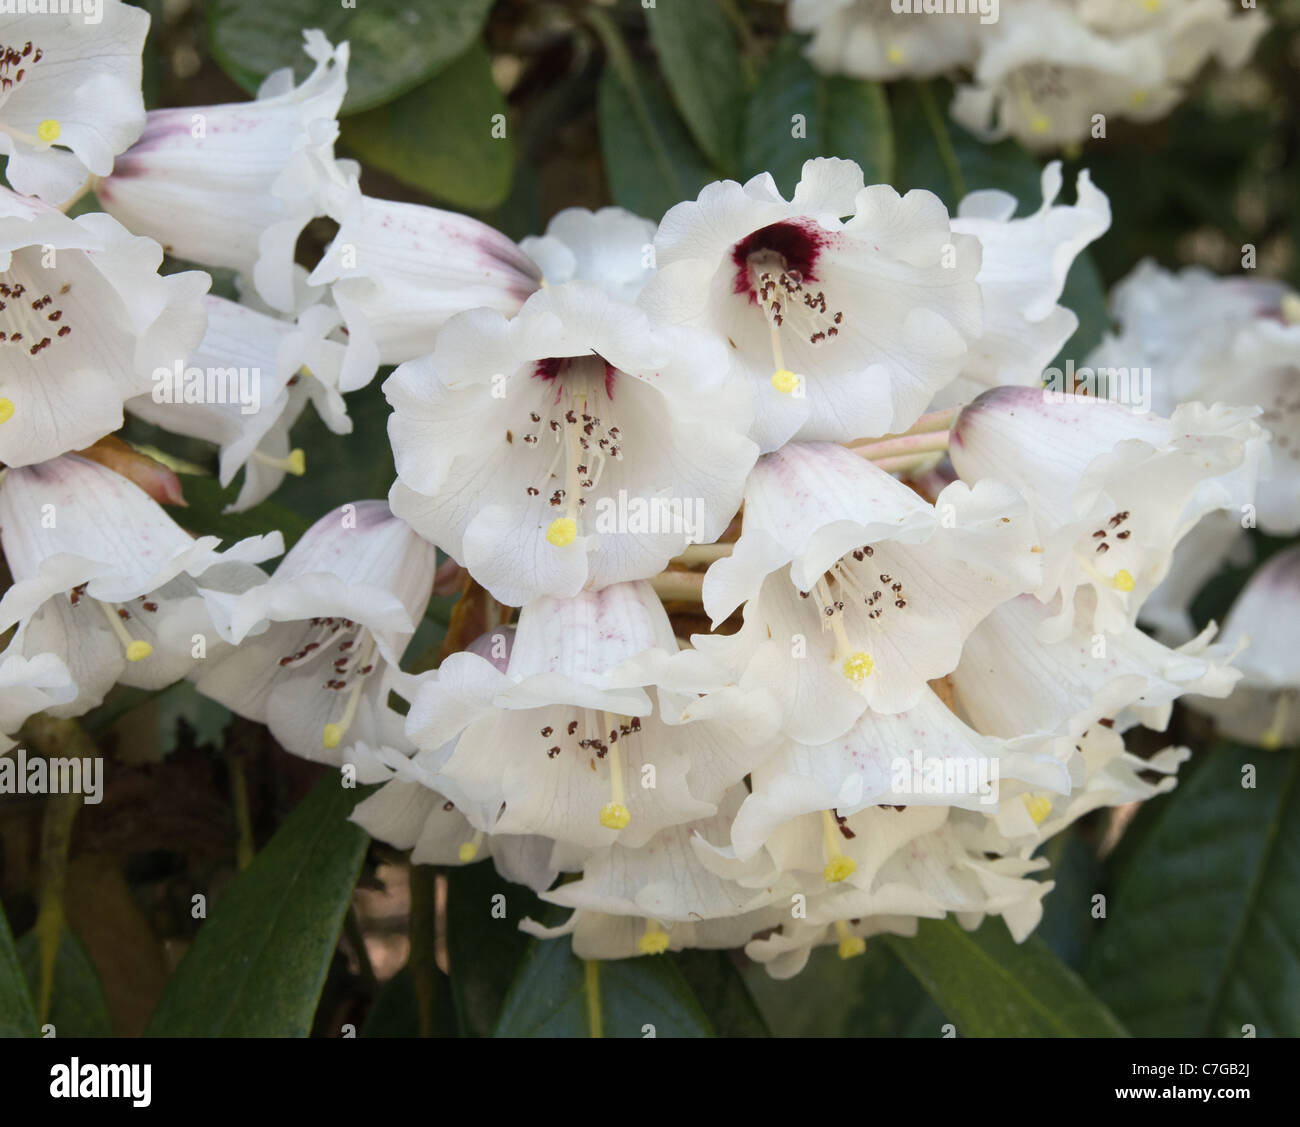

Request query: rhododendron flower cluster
[{"left": 0, "top": 3, "right": 1286, "bottom": 1007}]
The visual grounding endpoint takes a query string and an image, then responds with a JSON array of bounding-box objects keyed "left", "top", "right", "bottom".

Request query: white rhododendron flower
[
  {"left": 96, "top": 30, "right": 355, "bottom": 313},
  {"left": 125, "top": 296, "right": 354, "bottom": 513},
  {"left": 405, "top": 582, "right": 781, "bottom": 849},
  {"left": 0, "top": 648, "right": 76, "bottom": 753},
  {"left": 1190, "top": 546, "right": 1300, "bottom": 750},
  {"left": 0, "top": 455, "right": 282, "bottom": 715},
  {"left": 640, "top": 157, "right": 984, "bottom": 451},
  {"left": 308, "top": 193, "right": 543, "bottom": 391},
  {"left": 195, "top": 501, "right": 436, "bottom": 780},
  {"left": 0, "top": 0, "right": 148, "bottom": 204},
  {"left": 952, "top": 3, "right": 1174, "bottom": 151},
  {"left": 519, "top": 206, "right": 658, "bottom": 301},
  {"left": 788, "top": 0, "right": 986, "bottom": 81},
  {"left": 0, "top": 188, "right": 209, "bottom": 468},
  {"left": 698, "top": 442, "right": 1040, "bottom": 734},
  {"left": 945, "top": 162, "right": 1110, "bottom": 396},
  {"left": 387, "top": 282, "right": 757, "bottom": 607},
  {"left": 950, "top": 387, "right": 1267, "bottom": 638}
]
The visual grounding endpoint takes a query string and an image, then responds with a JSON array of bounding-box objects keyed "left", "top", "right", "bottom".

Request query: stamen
[
  {"left": 252, "top": 448, "right": 306, "bottom": 476},
  {"left": 458, "top": 828, "right": 485, "bottom": 863},
  {"left": 98, "top": 599, "right": 151, "bottom": 662},
  {"left": 321, "top": 634, "right": 377, "bottom": 749},
  {"left": 834, "top": 920, "right": 865, "bottom": 960},
  {"left": 821, "top": 810, "right": 857, "bottom": 883},
  {"left": 637, "top": 919, "right": 670, "bottom": 956}
]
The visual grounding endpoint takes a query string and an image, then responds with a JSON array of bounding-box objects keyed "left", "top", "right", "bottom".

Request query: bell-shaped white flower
[
  {"left": 193, "top": 501, "right": 435, "bottom": 779},
  {"left": 0, "top": 0, "right": 148, "bottom": 204},
  {"left": 697, "top": 442, "right": 1042, "bottom": 736},
  {"left": 0, "top": 454, "right": 282, "bottom": 715},
  {"left": 639, "top": 157, "right": 984, "bottom": 451},
  {"left": 952, "top": 3, "right": 1175, "bottom": 151},
  {"left": 950, "top": 387, "right": 1267, "bottom": 638},
  {"left": 743, "top": 809, "right": 1050, "bottom": 978},
  {"left": 405, "top": 582, "right": 781, "bottom": 850},
  {"left": 943, "top": 161, "right": 1110, "bottom": 397},
  {"left": 789, "top": 0, "right": 987, "bottom": 81},
  {"left": 0, "top": 189, "right": 209, "bottom": 467},
  {"left": 95, "top": 30, "right": 356, "bottom": 314},
  {"left": 518, "top": 206, "right": 657, "bottom": 302},
  {"left": 0, "top": 647, "right": 76, "bottom": 752},
  {"left": 308, "top": 193, "right": 542, "bottom": 391},
  {"left": 522, "top": 787, "right": 795, "bottom": 958},
  {"left": 125, "top": 296, "right": 353, "bottom": 513},
  {"left": 727, "top": 685, "right": 1072, "bottom": 866},
  {"left": 1189, "top": 545, "right": 1300, "bottom": 750},
  {"left": 387, "top": 282, "right": 757, "bottom": 607}
]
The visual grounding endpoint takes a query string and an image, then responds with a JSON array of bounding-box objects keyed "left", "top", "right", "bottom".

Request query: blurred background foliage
[{"left": 2, "top": 0, "right": 1299, "bottom": 1039}]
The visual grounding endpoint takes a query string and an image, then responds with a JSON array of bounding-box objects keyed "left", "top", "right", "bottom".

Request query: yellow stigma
[
  {"left": 1130, "top": 90, "right": 1149, "bottom": 109},
  {"left": 284, "top": 448, "right": 306, "bottom": 476},
  {"left": 546, "top": 517, "right": 577, "bottom": 547},
  {"left": 1259, "top": 694, "right": 1290, "bottom": 750},
  {"left": 599, "top": 802, "right": 630, "bottom": 830},
  {"left": 1023, "top": 794, "right": 1053, "bottom": 825},
  {"left": 770, "top": 368, "right": 799, "bottom": 394},
  {"left": 0, "top": 398, "right": 13, "bottom": 424},
  {"left": 835, "top": 920, "right": 865, "bottom": 960},
  {"left": 886, "top": 44, "right": 904, "bottom": 64},
  {"left": 823, "top": 854, "right": 857, "bottom": 883},
  {"left": 321, "top": 723, "right": 344, "bottom": 750},
  {"left": 1112, "top": 569, "right": 1135, "bottom": 592},
  {"left": 638, "top": 920, "right": 670, "bottom": 955},
  {"left": 37, "top": 119, "right": 60, "bottom": 143},
  {"left": 1030, "top": 114, "right": 1050, "bottom": 135},
  {"left": 125, "top": 640, "right": 152, "bottom": 663},
  {"left": 842, "top": 651, "right": 874, "bottom": 683},
  {"left": 1143, "top": 0, "right": 1161, "bottom": 12}
]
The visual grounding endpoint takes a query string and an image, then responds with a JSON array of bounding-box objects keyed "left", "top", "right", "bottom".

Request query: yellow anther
[
  {"left": 842, "top": 651, "right": 874, "bottom": 682},
  {"left": 638, "top": 921, "right": 670, "bottom": 955},
  {"left": 1023, "top": 794, "right": 1053, "bottom": 825},
  {"left": 835, "top": 920, "right": 865, "bottom": 960},
  {"left": 1112, "top": 569, "right": 1135, "bottom": 592},
  {"left": 598, "top": 802, "right": 630, "bottom": 829},
  {"left": 886, "top": 44, "right": 904, "bottom": 64},
  {"left": 823, "top": 854, "right": 857, "bottom": 883},
  {"left": 321, "top": 723, "right": 344, "bottom": 750},
  {"left": 0, "top": 398, "right": 13, "bottom": 424},
  {"left": 37, "top": 119, "right": 60, "bottom": 143},
  {"left": 770, "top": 368, "right": 799, "bottom": 394},
  {"left": 546, "top": 517, "right": 577, "bottom": 547},
  {"left": 125, "top": 640, "right": 152, "bottom": 663}
]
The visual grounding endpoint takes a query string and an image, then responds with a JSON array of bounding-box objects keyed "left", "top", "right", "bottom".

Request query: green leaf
[
  {"left": 341, "top": 43, "right": 512, "bottom": 212},
  {"left": 494, "top": 939, "right": 712, "bottom": 1038},
  {"left": 743, "top": 35, "right": 894, "bottom": 196},
  {"left": 1085, "top": 747, "right": 1300, "bottom": 1037},
  {"left": 445, "top": 862, "right": 544, "bottom": 1037},
  {"left": 671, "top": 950, "right": 769, "bottom": 1037},
  {"left": 885, "top": 917, "right": 1129, "bottom": 1037},
  {"left": 0, "top": 898, "right": 38, "bottom": 1038},
  {"left": 361, "top": 964, "right": 455, "bottom": 1037},
  {"left": 146, "top": 776, "right": 370, "bottom": 1036},
  {"left": 205, "top": 0, "right": 495, "bottom": 114},
  {"left": 17, "top": 930, "right": 111, "bottom": 1038},
  {"left": 645, "top": 0, "right": 747, "bottom": 173},
  {"left": 166, "top": 476, "right": 309, "bottom": 553},
  {"left": 591, "top": 14, "right": 716, "bottom": 224}
]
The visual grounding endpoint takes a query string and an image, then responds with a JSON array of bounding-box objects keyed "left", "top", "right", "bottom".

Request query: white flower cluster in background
[
  {"left": 0, "top": 8, "right": 1286, "bottom": 978},
  {"left": 790, "top": 0, "right": 1270, "bottom": 150}
]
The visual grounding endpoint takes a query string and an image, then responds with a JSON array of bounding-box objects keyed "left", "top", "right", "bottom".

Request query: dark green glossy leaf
[
  {"left": 146, "top": 776, "right": 369, "bottom": 1036},
  {"left": 671, "top": 950, "right": 769, "bottom": 1037},
  {"left": 886, "top": 917, "right": 1129, "bottom": 1037},
  {"left": 1085, "top": 747, "right": 1300, "bottom": 1037},
  {"left": 341, "top": 44, "right": 512, "bottom": 211},
  {"left": 18, "top": 929, "right": 111, "bottom": 1038},
  {"left": 743, "top": 34, "right": 893, "bottom": 196},
  {"left": 206, "top": 0, "right": 495, "bottom": 114}
]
